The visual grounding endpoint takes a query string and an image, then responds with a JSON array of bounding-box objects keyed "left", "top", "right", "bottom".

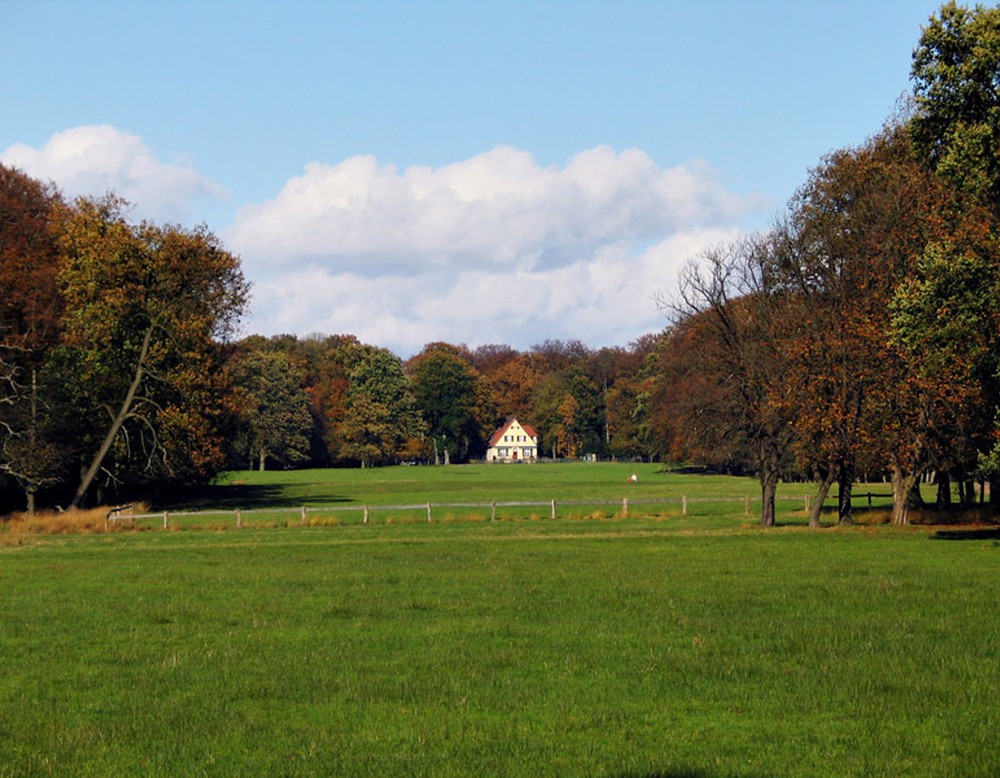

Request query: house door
[{"left": 512, "top": 450, "right": 519, "bottom": 461}]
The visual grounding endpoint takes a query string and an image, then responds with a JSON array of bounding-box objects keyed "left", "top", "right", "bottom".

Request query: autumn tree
[
  {"left": 605, "top": 335, "right": 663, "bottom": 461},
  {"left": 54, "top": 197, "right": 248, "bottom": 507},
  {"left": 662, "top": 234, "right": 795, "bottom": 527},
  {"left": 295, "top": 334, "right": 364, "bottom": 465},
  {"left": 771, "top": 126, "right": 956, "bottom": 524},
  {"left": 530, "top": 368, "right": 592, "bottom": 459},
  {"left": 475, "top": 347, "right": 545, "bottom": 425},
  {"left": 240, "top": 333, "right": 366, "bottom": 467},
  {"left": 0, "top": 165, "right": 65, "bottom": 511}
]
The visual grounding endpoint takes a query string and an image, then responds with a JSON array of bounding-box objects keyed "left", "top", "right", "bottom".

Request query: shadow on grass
[
  {"left": 619, "top": 770, "right": 767, "bottom": 778},
  {"left": 152, "top": 482, "right": 351, "bottom": 512},
  {"left": 931, "top": 526, "right": 1000, "bottom": 541}
]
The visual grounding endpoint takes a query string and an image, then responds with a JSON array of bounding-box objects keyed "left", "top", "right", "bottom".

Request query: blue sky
[{"left": 1, "top": 0, "right": 945, "bottom": 355}]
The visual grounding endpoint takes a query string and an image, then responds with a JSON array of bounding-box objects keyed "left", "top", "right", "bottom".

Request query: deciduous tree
[
  {"left": 911, "top": 1, "right": 1000, "bottom": 214},
  {"left": 0, "top": 165, "right": 65, "bottom": 511},
  {"left": 231, "top": 349, "right": 313, "bottom": 471},
  {"left": 340, "top": 348, "right": 423, "bottom": 467},
  {"left": 408, "top": 343, "right": 491, "bottom": 464},
  {"left": 55, "top": 197, "right": 248, "bottom": 507},
  {"left": 662, "top": 235, "right": 795, "bottom": 527}
]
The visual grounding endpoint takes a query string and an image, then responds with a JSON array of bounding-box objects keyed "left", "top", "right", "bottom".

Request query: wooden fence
[{"left": 106, "top": 492, "right": 895, "bottom": 531}]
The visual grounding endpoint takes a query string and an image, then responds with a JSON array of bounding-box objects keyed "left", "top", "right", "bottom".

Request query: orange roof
[{"left": 488, "top": 418, "right": 537, "bottom": 447}]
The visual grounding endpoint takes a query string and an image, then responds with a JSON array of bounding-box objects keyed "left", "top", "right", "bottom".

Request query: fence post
[
  {"left": 551, "top": 499, "right": 557, "bottom": 520},
  {"left": 682, "top": 496, "right": 688, "bottom": 515},
  {"left": 363, "top": 506, "right": 369, "bottom": 525},
  {"left": 300, "top": 506, "right": 307, "bottom": 525},
  {"left": 491, "top": 500, "right": 497, "bottom": 521},
  {"left": 804, "top": 494, "right": 810, "bottom": 512},
  {"left": 622, "top": 497, "right": 628, "bottom": 518},
  {"left": 236, "top": 508, "right": 241, "bottom": 528},
  {"left": 427, "top": 502, "right": 432, "bottom": 522},
  {"left": 744, "top": 496, "right": 750, "bottom": 515},
  {"left": 163, "top": 512, "right": 168, "bottom": 530}
]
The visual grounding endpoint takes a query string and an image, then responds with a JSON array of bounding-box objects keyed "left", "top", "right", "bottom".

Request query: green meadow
[
  {"left": 1, "top": 464, "right": 998, "bottom": 776},
  {"left": 142, "top": 462, "right": 888, "bottom": 527}
]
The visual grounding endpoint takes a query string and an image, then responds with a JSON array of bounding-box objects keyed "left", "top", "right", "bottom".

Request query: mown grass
[
  {"left": 1, "top": 505, "right": 998, "bottom": 776},
  {"left": 176, "top": 462, "right": 797, "bottom": 511},
  {"left": 130, "top": 462, "right": 900, "bottom": 530}
]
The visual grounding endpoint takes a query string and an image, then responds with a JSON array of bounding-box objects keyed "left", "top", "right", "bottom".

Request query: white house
[{"left": 486, "top": 418, "right": 538, "bottom": 462}]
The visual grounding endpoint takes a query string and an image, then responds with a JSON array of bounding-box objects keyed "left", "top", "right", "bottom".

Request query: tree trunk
[
  {"left": 936, "top": 470, "right": 952, "bottom": 510},
  {"left": 69, "top": 325, "right": 154, "bottom": 510},
  {"left": 953, "top": 465, "right": 973, "bottom": 507},
  {"left": 258, "top": 449, "right": 267, "bottom": 472},
  {"left": 809, "top": 470, "right": 835, "bottom": 528},
  {"left": 760, "top": 468, "right": 778, "bottom": 528},
  {"left": 758, "top": 441, "right": 780, "bottom": 528},
  {"left": 443, "top": 446, "right": 451, "bottom": 466},
  {"left": 891, "top": 464, "right": 917, "bottom": 526},
  {"left": 26, "top": 369, "right": 38, "bottom": 515},
  {"left": 837, "top": 461, "right": 855, "bottom": 525},
  {"left": 754, "top": 438, "right": 782, "bottom": 528}
]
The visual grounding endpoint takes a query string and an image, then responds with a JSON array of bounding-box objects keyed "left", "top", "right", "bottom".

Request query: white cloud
[
  {"left": 1, "top": 125, "right": 224, "bottom": 222},
  {"left": 226, "top": 145, "right": 761, "bottom": 274},
  {"left": 234, "top": 145, "right": 764, "bottom": 354},
  {"left": 243, "top": 226, "right": 745, "bottom": 356},
  {"left": 2, "top": 128, "right": 765, "bottom": 354}
]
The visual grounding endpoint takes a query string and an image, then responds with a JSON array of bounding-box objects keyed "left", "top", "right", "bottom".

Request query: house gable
[{"left": 486, "top": 418, "right": 538, "bottom": 462}]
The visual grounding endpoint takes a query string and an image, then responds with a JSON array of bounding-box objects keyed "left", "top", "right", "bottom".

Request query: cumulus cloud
[
  {"left": 234, "top": 145, "right": 764, "bottom": 354},
  {"left": 2, "top": 128, "right": 765, "bottom": 353},
  {"left": 1, "top": 125, "right": 224, "bottom": 222},
  {"left": 245, "top": 225, "right": 746, "bottom": 356},
  {"left": 227, "top": 145, "right": 760, "bottom": 274}
]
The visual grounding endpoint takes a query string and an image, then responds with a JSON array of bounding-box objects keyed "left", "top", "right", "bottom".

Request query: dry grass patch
[{"left": 0, "top": 503, "right": 150, "bottom": 541}]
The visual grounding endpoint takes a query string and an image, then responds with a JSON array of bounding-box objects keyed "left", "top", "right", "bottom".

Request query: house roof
[{"left": 488, "top": 418, "right": 538, "bottom": 448}]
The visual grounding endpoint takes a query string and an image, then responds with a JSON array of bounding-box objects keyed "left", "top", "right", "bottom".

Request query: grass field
[
  {"left": 1, "top": 465, "right": 998, "bottom": 776},
  {"left": 133, "top": 462, "right": 896, "bottom": 528}
]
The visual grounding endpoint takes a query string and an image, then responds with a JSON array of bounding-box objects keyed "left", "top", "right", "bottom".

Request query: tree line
[
  {"left": 226, "top": 333, "right": 662, "bottom": 472},
  {"left": 1, "top": 3, "right": 998, "bottom": 526},
  {"left": 0, "top": 182, "right": 248, "bottom": 513},
  {"left": 659, "top": 2, "right": 1000, "bottom": 525},
  {"left": 0, "top": 164, "right": 665, "bottom": 511}
]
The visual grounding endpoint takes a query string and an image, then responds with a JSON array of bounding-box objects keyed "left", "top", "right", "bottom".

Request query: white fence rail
[{"left": 105, "top": 492, "right": 884, "bottom": 531}]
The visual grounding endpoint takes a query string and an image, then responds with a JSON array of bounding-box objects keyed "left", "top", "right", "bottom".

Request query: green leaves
[
  {"left": 911, "top": 2, "right": 1000, "bottom": 211},
  {"left": 230, "top": 350, "right": 313, "bottom": 471},
  {"left": 341, "top": 348, "right": 424, "bottom": 467}
]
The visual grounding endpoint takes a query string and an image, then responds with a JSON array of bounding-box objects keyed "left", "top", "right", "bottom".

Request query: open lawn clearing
[
  {"left": 141, "top": 463, "right": 898, "bottom": 528},
  {"left": 174, "top": 463, "right": 771, "bottom": 510},
  {"left": 1, "top": 520, "right": 998, "bottom": 776}
]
